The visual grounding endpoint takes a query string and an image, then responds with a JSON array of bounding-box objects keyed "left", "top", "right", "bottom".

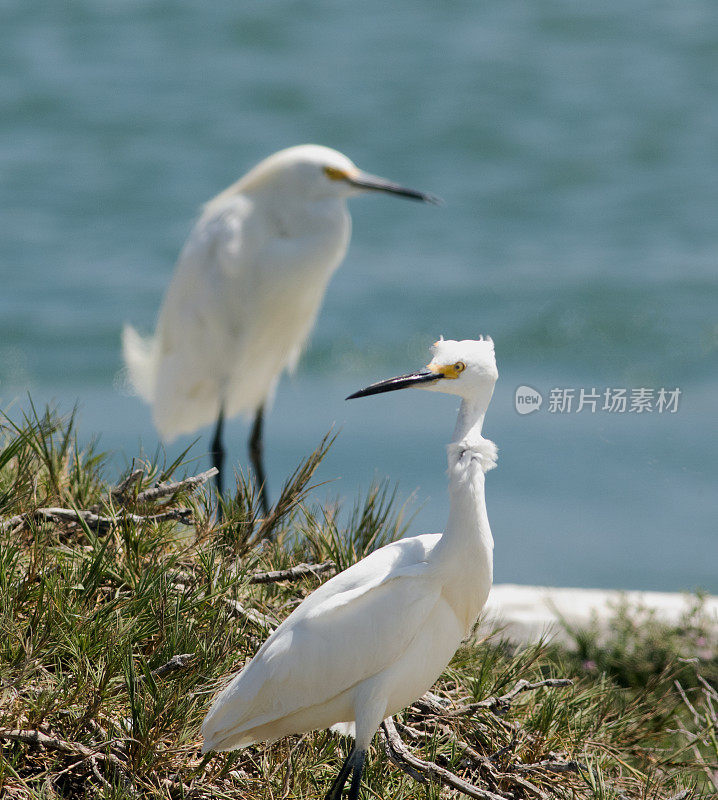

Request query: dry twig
[
  {"left": 381, "top": 717, "right": 511, "bottom": 800},
  {"left": 0, "top": 727, "right": 132, "bottom": 784},
  {"left": 224, "top": 598, "right": 279, "bottom": 631},
  {"left": 151, "top": 653, "right": 196, "bottom": 678},
  {"left": 135, "top": 467, "right": 218, "bottom": 504},
  {"left": 0, "top": 468, "right": 217, "bottom": 532},
  {"left": 447, "top": 678, "right": 573, "bottom": 717},
  {"left": 248, "top": 561, "right": 336, "bottom": 584},
  {"left": 110, "top": 468, "right": 145, "bottom": 502},
  {"left": 0, "top": 506, "right": 194, "bottom": 533}
]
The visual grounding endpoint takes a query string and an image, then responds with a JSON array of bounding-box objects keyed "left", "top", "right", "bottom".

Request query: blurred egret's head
[{"left": 239, "top": 144, "right": 440, "bottom": 204}]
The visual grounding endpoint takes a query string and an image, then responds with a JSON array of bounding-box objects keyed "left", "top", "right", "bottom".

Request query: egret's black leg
[
  {"left": 211, "top": 406, "right": 225, "bottom": 500},
  {"left": 347, "top": 749, "right": 366, "bottom": 800},
  {"left": 325, "top": 746, "right": 356, "bottom": 800},
  {"left": 249, "top": 404, "right": 270, "bottom": 515}
]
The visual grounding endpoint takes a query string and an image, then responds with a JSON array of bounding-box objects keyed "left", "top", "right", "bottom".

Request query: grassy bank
[{"left": 0, "top": 407, "right": 716, "bottom": 799}]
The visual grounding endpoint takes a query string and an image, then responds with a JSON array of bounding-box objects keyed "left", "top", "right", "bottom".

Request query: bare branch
[
  {"left": 434, "top": 722, "right": 498, "bottom": 774},
  {"left": 447, "top": 679, "right": 574, "bottom": 717},
  {"left": 0, "top": 513, "right": 24, "bottom": 533},
  {"left": 135, "top": 467, "right": 218, "bottom": 504},
  {"left": 110, "top": 468, "right": 145, "bottom": 502},
  {"left": 0, "top": 468, "right": 217, "bottom": 532},
  {"left": 224, "top": 598, "right": 279, "bottom": 631},
  {"left": 412, "top": 693, "right": 452, "bottom": 716},
  {"left": 380, "top": 717, "right": 511, "bottom": 800},
  {"left": 674, "top": 680, "right": 702, "bottom": 726},
  {"left": 151, "top": 653, "right": 196, "bottom": 678},
  {"left": 90, "top": 755, "right": 112, "bottom": 790},
  {"left": 515, "top": 758, "right": 583, "bottom": 774},
  {"left": 0, "top": 728, "right": 128, "bottom": 772},
  {"left": 248, "top": 561, "right": 336, "bottom": 585},
  {"left": 1, "top": 506, "right": 194, "bottom": 533},
  {"left": 666, "top": 791, "right": 693, "bottom": 800}
]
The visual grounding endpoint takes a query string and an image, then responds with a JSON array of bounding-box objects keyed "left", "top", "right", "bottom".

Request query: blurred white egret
[
  {"left": 122, "top": 144, "right": 438, "bottom": 512},
  {"left": 201, "top": 337, "right": 499, "bottom": 800}
]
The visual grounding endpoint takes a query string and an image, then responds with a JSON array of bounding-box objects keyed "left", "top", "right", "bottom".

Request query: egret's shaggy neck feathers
[
  {"left": 436, "top": 430, "right": 496, "bottom": 632},
  {"left": 431, "top": 346, "right": 498, "bottom": 634}
]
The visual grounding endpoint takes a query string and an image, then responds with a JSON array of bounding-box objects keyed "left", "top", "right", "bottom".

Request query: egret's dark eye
[{"left": 455, "top": 361, "right": 466, "bottom": 373}]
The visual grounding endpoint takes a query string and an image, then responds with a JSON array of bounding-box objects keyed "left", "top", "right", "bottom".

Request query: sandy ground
[{"left": 480, "top": 584, "right": 718, "bottom": 645}]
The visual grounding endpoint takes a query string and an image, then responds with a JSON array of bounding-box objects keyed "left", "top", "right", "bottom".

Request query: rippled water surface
[{"left": 2, "top": 1, "right": 717, "bottom": 590}]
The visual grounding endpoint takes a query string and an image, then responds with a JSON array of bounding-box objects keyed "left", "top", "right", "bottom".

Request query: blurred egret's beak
[
  {"left": 346, "top": 369, "right": 443, "bottom": 399},
  {"left": 348, "top": 171, "right": 442, "bottom": 205}
]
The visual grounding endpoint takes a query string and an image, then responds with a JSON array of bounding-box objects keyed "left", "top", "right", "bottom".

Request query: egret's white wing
[
  {"left": 150, "top": 200, "right": 258, "bottom": 438},
  {"left": 148, "top": 190, "right": 349, "bottom": 438},
  {"left": 202, "top": 535, "right": 445, "bottom": 746}
]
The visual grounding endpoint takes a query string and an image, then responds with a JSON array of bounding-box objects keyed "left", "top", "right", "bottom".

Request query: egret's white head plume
[{"left": 424, "top": 337, "right": 498, "bottom": 399}]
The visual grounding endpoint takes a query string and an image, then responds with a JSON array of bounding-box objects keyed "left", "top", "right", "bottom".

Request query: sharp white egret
[
  {"left": 122, "top": 144, "right": 439, "bottom": 512},
  {"left": 201, "top": 337, "right": 499, "bottom": 800}
]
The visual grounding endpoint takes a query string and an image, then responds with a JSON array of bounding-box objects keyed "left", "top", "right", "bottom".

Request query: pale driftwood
[
  {"left": 0, "top": 513, "right": 24, "bottom": 533},
  {"left": 412, "top": 693, "right": 452, "bottom": 715},
  {"left": 21, "top": 506, "right": 193, "bottom": 531},
  {"left": 397, "top": 682, "right": 583, "bottom": 798},
  {"left": 110, "top": 468, "right": 145, "bottom": 501},
  {"left": 224, "top": 598, "right": 279, "bottom": 631},
  {"left": 0, "top": 467, "right": 217, "bottom": 532},
  {"left": 380, "top": 717, "right": 511, "bottom": 800},
  {"left": 418, "top": 719, "right": 550, "bottom": 799},
  {"left": 446, "top": 678, "right": 573, "bottom": 717},
  {"left": 0, "top": 727, "right": 129, "bottom": 773},
  {"left": 0, "top": 728, "right": 139, "bottom": 796},
  {"left": 665, "top": 791, "right": 693, "bottom": 800},
  {"left": 135, "top": 467, "right": 218, "bottom": 504},
  {"left": 248, "top": 560, "right": 336, "bottom": 584}
]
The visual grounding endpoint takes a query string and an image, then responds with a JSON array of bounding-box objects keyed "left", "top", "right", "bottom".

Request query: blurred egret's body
[
  {"left": 123, "top": 145, "right": 437, "bottom": 511},
  {"left": 201, "top": 338, "right": 499, "bottom": 800}
]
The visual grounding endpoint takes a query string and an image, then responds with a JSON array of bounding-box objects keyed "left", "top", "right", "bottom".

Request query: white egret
[
  {"left": 201, "top": 337, "right": 499, "bottom": 800},
  {"left": 122, "top": 144, "right": 439, "bottom": 512}
]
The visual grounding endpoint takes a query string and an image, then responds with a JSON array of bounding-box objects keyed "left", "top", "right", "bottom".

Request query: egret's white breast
[{"left": 222, "top": 197, "right": 352, "bottom": 416}]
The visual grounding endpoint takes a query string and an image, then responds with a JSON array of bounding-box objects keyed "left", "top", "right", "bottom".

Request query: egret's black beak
[
  {"left": 347, "top": 172, "right": 442, "bottom": 205},
  {"left": 346, "top": 370, "right": 443, "bottom": 400}
]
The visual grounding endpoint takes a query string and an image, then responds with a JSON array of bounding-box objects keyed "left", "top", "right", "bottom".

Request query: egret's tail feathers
[
  {"left": 122, "top": 324, "right": 157, "bottom": 403},
  {"left": 330, "top": 721, "right": 356, "bottom": 738},
  {"left": 201, "top": 728, "right": 254, "bottom": 754}
]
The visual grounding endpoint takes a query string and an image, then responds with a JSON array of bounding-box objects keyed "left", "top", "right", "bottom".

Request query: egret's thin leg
[
  {"left": 347, "top": 749, "right": 366, "bottom": 800},
  {"left": 249, "top": 404, "right": 270, "bottom": 514},
  {"left": 325, "top": 746, "right": 356, "bottom": 800},
  {"left": 211, "top": 406, "right": 225, "bottom": 499}
]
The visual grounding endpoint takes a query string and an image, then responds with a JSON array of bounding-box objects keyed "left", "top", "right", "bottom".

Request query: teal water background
[{"left": 2, "top": 1, "right": 717, "bottom": 591}]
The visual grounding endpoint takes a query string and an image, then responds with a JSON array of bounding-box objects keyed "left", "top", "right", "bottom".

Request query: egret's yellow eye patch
[
  {"left": 428, "top": 361, "right": 466, "bottom": 380},
  {"left": 324, "top": 166, "right": 349, "bottom": 181}
]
